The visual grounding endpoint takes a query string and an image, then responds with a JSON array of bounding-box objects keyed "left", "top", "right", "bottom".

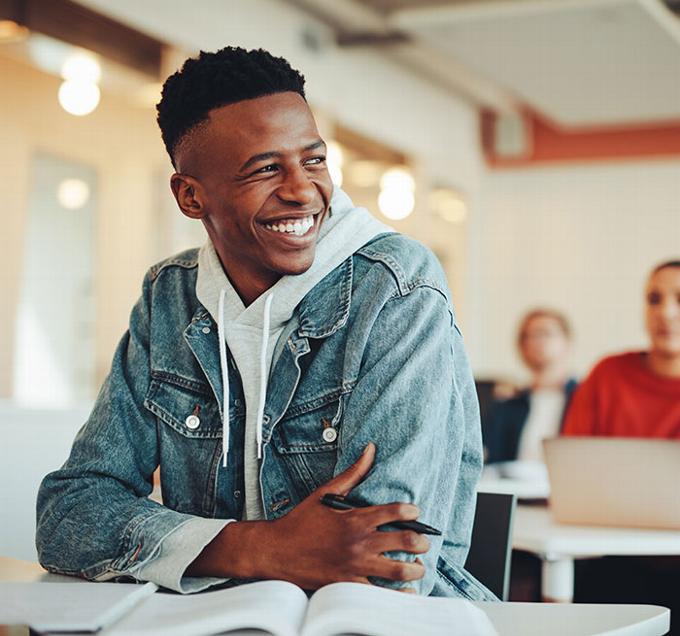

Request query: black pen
[{"left": 320, "top": 493, "right": 442, "bottom": 536}]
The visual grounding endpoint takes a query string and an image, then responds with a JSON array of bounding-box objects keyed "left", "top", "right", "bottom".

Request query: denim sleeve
[
  {"left": 35, "top": 273, "right": 230, "bottom": 592},
  {"left": 335, "top": 286, "right": 483, "bottom": 595}
]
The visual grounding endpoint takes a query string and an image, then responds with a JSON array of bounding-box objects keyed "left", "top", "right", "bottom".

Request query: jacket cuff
[{"left": 134, "top": 516, "right": 234, "bottom": 593}]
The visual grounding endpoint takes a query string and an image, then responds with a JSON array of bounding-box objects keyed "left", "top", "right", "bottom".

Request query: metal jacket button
[
  {"left": 322, "top": 427, "right": 338, "bottom": 443},
  {"left": 185, "top": 414, "right": 200, "bottom": 430}
]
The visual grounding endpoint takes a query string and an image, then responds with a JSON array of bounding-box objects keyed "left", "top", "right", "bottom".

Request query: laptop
[{"left": 543, "top": 436, "right": 680, "bottom": 530}]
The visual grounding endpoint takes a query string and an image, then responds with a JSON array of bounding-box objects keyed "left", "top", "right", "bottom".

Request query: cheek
[
  {"left": 646, "top": 306, "right": 662, "bottom": 323},
  {"left": 314, "top": 175, "right": 334, "bottom": 199}
]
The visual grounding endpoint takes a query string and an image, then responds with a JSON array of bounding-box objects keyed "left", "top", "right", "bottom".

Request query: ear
[{"left": 170, "top": 173, "right": 205, "bottom": 219}]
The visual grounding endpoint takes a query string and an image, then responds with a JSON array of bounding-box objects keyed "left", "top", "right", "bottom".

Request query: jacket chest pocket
[
  {"left": 144, "top": 376, "right": 222, "bottom": 439},
  {"left": 271, "top": 394, "right": 344, "bottom": 493},
  {"left": 143, "top": 375, "right": 224, "bottom": 515}
]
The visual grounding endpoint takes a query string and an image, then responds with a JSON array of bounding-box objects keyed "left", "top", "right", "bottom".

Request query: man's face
[
  {"left": 518, "top": 315, "right": 570, "bottom": 372},
  {"left": 645, "top": 266, "right": 680, "bottom": 357},
  {"left": 174, "top": 92, "right": 333, "bottom": 303}
]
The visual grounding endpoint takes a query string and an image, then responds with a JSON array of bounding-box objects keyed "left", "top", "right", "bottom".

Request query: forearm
[
  {"left": 186, "top": 447, "right": 428, "bottom": 591},
  {"left": 186, "top": 519, "right": 283, "bottom": 580}
]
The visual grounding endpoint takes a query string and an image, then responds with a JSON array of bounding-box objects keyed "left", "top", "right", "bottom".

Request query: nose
[
  {"left": 277, "top": 165, "right": 316, "bottom": 206},
  {"left": 660, "top": 296, "right": 680, "bottom": 320}
]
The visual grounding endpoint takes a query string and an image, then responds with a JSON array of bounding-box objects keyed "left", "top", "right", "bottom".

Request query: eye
[
  {"left": 304, "top": 155, "right": 326, "bottom": 166},
  {"left": 647, "top": 292, "right": 662, "bottom": 305},
  {"left": 253, "top": 164, "right": 279, "bottom": 175}
]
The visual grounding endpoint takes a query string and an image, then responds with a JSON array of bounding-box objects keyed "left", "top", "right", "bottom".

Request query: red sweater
[{"left": 563, "top": 351, "right": 680, "bottom": 438}]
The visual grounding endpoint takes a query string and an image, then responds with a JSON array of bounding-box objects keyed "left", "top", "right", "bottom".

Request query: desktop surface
[{"left": 0, "top": 556, "right": 670, "bottom": 636}]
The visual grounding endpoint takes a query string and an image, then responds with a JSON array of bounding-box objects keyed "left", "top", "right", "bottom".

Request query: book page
[
  {"left": 103, "top": 580, "right": 308, "bottom": 636},
  {"left": 301, "top": 583, "right": 498, "bottom": 636},
  {"left": 0, "top": 582, "right": 146, "bottom": 632}
]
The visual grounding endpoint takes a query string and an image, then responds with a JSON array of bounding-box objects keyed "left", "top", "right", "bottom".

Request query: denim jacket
[{"left": 36, "top": 233, "right": 495, "bottom": 600}]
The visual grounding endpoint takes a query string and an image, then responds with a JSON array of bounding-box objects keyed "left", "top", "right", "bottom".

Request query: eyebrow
[{"left": 238, "top": 139, "right": 326, "bottom": 172}]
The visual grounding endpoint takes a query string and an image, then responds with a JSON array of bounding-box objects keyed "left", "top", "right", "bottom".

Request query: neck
[
  {"left": 234, "top": 276, "right": 278, "bottom": 307},
  {"left": 646, "top": 350, "right": 680, "bottom": 378},
  {"left": 531, "top": 363, "right": 568, "bottom": 390},
  {"left": 212, "top": 244, "right": 280, "bottom": 307}
]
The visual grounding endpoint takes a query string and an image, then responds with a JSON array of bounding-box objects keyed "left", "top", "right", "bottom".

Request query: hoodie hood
[{"left": 196, "top": 186, "right": 393, "bottom": 519}]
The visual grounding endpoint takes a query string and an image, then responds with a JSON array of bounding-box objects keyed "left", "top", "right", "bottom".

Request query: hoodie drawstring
[
  {"left": 256, "top": 293, "right": 274, "bottom": 459},
  {"left": 217, "top": 289, "right": 230, "bottom": 468},
  {"left": 217, "top": 289, "right": 274, "bottom": 468}
]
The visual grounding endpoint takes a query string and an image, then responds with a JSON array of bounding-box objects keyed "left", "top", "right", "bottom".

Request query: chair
[{"left": 464, "top": 491, "right": 516, "bottom": 600}]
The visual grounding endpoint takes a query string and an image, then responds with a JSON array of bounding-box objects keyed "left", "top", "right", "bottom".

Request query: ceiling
[{"left": 288, "top": 0, "right": 680, "bottom": 129}]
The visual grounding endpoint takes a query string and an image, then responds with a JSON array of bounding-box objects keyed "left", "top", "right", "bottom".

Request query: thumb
[{"left": 318, "top": 442, "right": 375, "bottom": 497}]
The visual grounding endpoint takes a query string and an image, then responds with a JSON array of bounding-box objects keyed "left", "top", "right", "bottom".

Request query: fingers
[
  {"left": 355, "top": 501, "right": 421, "bottom": 527},
  {"left": 367, "top": 530, "right": 430, "bottom": 555},
  {"left": 397, "top": 560, "right": 425, "bottom": 593},
  {"left": 366, "top": 555, "right": 426, "bottom": 582},
  {"left": 317, "top": 442, "right": 375, "bottom": 496}
]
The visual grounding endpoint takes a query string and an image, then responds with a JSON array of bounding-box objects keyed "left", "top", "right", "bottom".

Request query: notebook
[
  {"left": 543, "top": 436, "right": 680, "bottom": 529},
  {"left": 3, "top": 580, "right": 497, "bottom": 636}
]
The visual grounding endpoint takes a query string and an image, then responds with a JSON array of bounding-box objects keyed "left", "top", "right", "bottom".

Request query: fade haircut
[{"left": 156, "top": 46, "right": 306, "bottom": 167}]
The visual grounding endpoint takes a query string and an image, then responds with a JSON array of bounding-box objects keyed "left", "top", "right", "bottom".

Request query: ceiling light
[
  {"left": 57, "top": 179, "right": 91, "bottom": 210},
  {"left": 377, "top": 166, "right": 416, "bottom": 220},
  {"left": 58, "top": 79, "right": 101, "bottom": 116},
  {"left": 61, "top": 53, "right": 101, "bottom": 83},
  {"left": 380, "top": 167, "right": 415, "bottom": 193},
  {"left": 378, "top": 188, "right": 415, "bottom": 221}
]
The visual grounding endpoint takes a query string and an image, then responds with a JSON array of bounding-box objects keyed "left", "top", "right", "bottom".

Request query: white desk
[
  {"left": 513, "top": 504, "right": 680, "bottom": 602},
  {"left": 0, "top": 557, "right": 670, "bottom": 636}
]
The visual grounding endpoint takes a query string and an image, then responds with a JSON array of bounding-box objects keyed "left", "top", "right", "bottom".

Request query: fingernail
[{"left": 362, "top": 442, "right": 373, "bottom": 455}]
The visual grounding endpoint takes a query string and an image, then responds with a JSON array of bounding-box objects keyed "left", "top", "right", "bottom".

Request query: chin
[
  {"left": 651, "top": 342, "right": 680, "bottom": 359},
  {"left": 272, "top": 252, "right": 316, "bottom": 277},
  {"left": 283, "top": 262, "right": 314, "bottom": 277}
]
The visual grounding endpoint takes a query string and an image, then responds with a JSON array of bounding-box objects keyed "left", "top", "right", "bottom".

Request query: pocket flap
[
  {"left": 273, "top": 394, "right": 344, "bottom": 454},
  {"left": 144, "top": 377, "right": 222, "bottom": 439}
]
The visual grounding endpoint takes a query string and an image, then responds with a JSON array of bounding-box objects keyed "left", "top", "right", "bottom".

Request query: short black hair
[
  {"left": 517, "top": 307, "right": 572, "bottom": 345},
  {"left": 651, "top": 260, "right": 680, "bottom": 276},
  {"left": 156, "top": 46, "right": 306, "bottom": 167}
]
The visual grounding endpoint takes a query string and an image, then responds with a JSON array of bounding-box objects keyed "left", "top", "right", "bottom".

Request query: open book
[
  {"left": 101, "top": 580, "right": 497, "bottom": 636},
  {"left": 2, "top": 579, "right": 497, "bottom": 635}
]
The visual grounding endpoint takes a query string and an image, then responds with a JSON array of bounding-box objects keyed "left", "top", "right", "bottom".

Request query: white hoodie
[{"left": 195, "top": 187, "right": 393, "bottom": 520}]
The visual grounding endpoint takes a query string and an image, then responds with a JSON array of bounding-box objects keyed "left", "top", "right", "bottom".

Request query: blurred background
[{"left": 0, "top": 0, "right": 679, "bottom": 404}]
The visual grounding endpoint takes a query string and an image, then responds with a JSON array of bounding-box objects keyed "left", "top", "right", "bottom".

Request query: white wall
[
  {"left": 0, "top": 55, "right": 169, "bottom": 397},
  {"left": 471, "top": 159, "right": 680, "bottom": 381}
]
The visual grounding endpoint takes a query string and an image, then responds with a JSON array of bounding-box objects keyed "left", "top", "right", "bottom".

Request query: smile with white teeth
[{"left": 264, "top": 215, "right": 314, "bottom": 237}]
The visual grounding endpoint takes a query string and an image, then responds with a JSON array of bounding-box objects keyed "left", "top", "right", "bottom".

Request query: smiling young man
[{"left": 36, "top": 47, "right": 491, "bottom": 599}]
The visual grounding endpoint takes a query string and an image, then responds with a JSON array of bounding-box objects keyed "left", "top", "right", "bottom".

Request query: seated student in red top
[
  {"left": 563, "top": 260, "right": 680, "bottom": 627},
  {"left": 563, "top": 259, "right": 680, "bottom": 438}
]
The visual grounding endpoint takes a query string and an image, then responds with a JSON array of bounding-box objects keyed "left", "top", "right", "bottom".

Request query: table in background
[
  {"left": 0, "top": 556, "right": 670, "bottom": 636},
  {"left": 513, "top": 504, "right": 680, "bottom": 602}
]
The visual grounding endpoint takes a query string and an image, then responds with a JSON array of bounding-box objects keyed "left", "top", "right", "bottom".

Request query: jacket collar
[{"left": 296, "top": 256, "right": 353, "bottom": 339}]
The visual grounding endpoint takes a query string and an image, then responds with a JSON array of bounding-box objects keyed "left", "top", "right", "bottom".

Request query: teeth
[{"left": 265, "top": 216, "right": 314, "bottom": 236}]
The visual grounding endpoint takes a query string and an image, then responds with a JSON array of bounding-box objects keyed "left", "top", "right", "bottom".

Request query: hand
[
  {"left": 253, "top": 442, "right": 430, "bottom": 589},
  {"left": 187, "top": 443, "right": 430, "bottom": 589}
]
